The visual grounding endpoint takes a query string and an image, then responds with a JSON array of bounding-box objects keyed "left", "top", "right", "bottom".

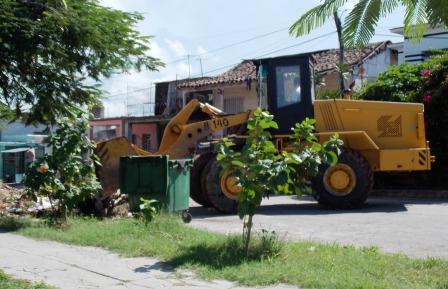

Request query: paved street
[
  {"left": 189, "top": 195, "right": 448, "bottom": 259},
  {"left": 0, "top": 233, "right": 296, "bottom": 289}
]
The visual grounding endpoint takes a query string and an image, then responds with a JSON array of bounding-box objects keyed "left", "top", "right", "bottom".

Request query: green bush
[
  {"left": 23, "top": 112, "right": 101, "bottom": 221},
  {"left": 216, "top": 108, "right": 341, "bottom": 255},
  {"left": 355, "top": 63, "right": 423, "bottom": 102},
  {"left": 316, "top": 89, "right": 341, "bottom": 100}
]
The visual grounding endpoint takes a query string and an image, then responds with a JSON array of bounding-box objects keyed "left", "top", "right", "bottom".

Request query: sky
[{"left": 98, "top": 0, "right": 406, "bottom": 117}]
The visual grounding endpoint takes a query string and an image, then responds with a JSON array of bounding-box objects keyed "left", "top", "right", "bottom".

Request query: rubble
[
  {"left": 0, "top": 182, "right": 50, "bottom": 217},
  {"left": 0, "top": 182, "right": 132, "bottom": 218},
  {"left": 108, "top": 190, "right": 131, "bottom": 217}
]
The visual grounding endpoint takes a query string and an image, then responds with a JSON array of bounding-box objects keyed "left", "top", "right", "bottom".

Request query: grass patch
[
  {"left": 1, "top": 215, "right": 448, "bottom": 289},
  {"left": 0, "top": 270, "right": 55, "bottom": 289}
]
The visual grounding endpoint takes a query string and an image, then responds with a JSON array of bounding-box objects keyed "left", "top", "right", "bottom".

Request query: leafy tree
[
  {"left": 216, "top": 109, "right": 341, "bottom": 256},
  {"left": 0, "top": 0, "right": 163, "bottom": 124},
  {"left": 24, "top": 112, "right": 101, "bottom": 222},
  {"left": 289, "top": 0, "right": 448, "bottom": 48}
]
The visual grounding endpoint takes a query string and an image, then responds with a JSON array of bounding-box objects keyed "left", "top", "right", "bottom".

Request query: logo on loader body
[{"left": 377, "top": 115, "right": 402, "bottom": 137}]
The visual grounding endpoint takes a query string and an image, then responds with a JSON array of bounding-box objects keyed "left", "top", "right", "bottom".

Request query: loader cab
[{"left": 256, "top": 54, "right": 315, "bottom": 134}]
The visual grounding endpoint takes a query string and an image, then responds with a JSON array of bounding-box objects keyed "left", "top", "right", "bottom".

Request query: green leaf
[
  {"left": 0, "top": 0, "right": 163, "bottom": 124},
  {"left": 289, "top": 0, "right": 349, "bottom": 37},
  {"left": 231, "top": 160, "right": 245, "bottom": 168},
  {"left": 311, "top": 143, "right": 322, "bottom": 152},
  {"left": 343, "top": 0, "right": 383, "bottom": 47},
  {"left": 325, "top": 151, "right": 338, "bottom": 166},
  {"left": 402, "top": 0, "right": 429, "bottom": 41}
]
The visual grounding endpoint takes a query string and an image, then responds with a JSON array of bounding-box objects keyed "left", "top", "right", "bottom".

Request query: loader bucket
[{"left": 95, "top": 137, "right": 151, "bottom": 200}]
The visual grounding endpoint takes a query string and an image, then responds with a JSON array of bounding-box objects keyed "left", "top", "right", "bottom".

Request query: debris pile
[
  {"left": 0, "top": 183, "right": 51, "bottom": 216},
  {"left": 0, "top": 182, "right": 132, "bottom": 218},
  {"left": 0, "top": 183, "right": 23, "bottom": 214},
  {"left": 108, "top": 191, "right": 130, "bottom": 217}
]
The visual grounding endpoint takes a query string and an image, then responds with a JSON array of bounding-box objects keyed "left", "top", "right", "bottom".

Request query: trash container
[{"left": 119, "top": 155, "right": 193, "bottom": 222}]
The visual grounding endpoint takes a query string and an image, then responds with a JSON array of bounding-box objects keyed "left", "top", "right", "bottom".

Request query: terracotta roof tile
[
  {"left": 176, "top": 61, "right": 256, "bottom": 89},
  {"left": 313, "top": 41, "right": 390, "bottom": 74},
  {"left": 177, "top": 41, "right": 390, "bottom": 88}
]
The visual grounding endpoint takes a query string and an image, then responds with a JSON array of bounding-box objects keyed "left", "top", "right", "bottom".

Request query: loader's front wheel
[
  {"left": 190, "top": 153, "right": 213, "bottom": 207},
  {"left": 312, "top": 149, "right": 373, "bottom": 209},
  {"left": 202, "top": 158, "right": 238, "bottom": 214}
]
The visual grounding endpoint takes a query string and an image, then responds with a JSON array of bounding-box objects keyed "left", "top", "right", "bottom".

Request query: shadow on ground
[
  {"left": 167, "top": 236, "right": 280, "bottom": 269},
  {"left": 134, "top": 261, "right": 175, "bottom": 273},
  {"left": 189, "top": 196, "right": 448, "bottom": 219}
]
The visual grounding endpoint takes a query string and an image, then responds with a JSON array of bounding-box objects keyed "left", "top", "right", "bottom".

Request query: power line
[
  {"left": 163, "top": 26, "right": 289, "bottom": 65},
  {"left": 105, "top": 85, "right": 155, "bottom": 99},
  {"left": 189, "top": 31, "right": 337, "bottom": 78},
  {"left": 196, "top": 62, "right": 241, "bottom": 77},
  {"left": 256, "top": 31, "right": 336, "bottom": 58},
  {"left": 190, "top": 20, "right": 293, "bottom": 41},
  {"left": 104, "top": 31, "right": 337, "bottom": 94},
  {"left": 197, "top": 27, "right": 289, "bottom": 57}
]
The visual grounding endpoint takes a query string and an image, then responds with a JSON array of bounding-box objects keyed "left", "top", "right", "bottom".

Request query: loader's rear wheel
[
  {"left": 190, "top": 153, "right": 213, "bottom": 207},
  {"left": 202, "top": 158, "right": 238, "bottom": 214},
  {"left": 312, "top": 149, "right": 373, "bottom": 209}
]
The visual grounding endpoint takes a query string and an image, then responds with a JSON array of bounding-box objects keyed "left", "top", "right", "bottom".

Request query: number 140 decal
[{"left": 203, "top": 118, "right": 229, "bottom": 131}]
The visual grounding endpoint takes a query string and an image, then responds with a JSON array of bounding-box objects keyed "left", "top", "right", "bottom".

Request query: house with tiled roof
[
  {"left": 313, "top": 41, "right": 396, "bottom": 93},
  {"left": 155, "top": 61, "right": 259, "bottom": 116},
  {"left": 155, "top": 41, "right": 398, "bottom": 115}
]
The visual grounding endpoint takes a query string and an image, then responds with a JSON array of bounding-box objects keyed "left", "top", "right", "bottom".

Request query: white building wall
[
  {"left": 351, "top": 49, "right": 393, "bottom": 90},
  {"left": 391, "top": 26, "right": 448, "bottom": 63},
  {"left": 354, "top": 50, "right": 392, "bottom": 81}
]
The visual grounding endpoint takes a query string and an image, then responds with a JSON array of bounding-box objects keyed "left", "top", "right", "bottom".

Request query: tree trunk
[
  {"left": 334, "top": 11, "right": 345, "bottom": 94},
  {"left": 244, "top": 214, "right": 254, "bottom": 257}
]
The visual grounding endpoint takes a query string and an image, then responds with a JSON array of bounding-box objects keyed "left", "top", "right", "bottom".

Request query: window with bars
[
  {"left": 224, "top": 96, "right": 244, "bottom": 114},
  {"left": 142, "top": 134, "right": 151, "bottom": 152}
]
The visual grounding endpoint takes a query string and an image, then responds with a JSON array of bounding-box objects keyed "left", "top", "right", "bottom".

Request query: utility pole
[
  {"left": 198, "top": 58, "right": 203, "bottom": 77},
  {"left": 334, "top": 11, "right": 345, "bottom": 94},
  {"left": 187, "top": 54, "right": 191, "bottom": 78}
]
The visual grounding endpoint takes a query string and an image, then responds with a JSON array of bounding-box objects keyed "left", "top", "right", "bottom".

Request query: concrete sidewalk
[{"left": 0, "top": 232, "right": 296, "bottom": 289}]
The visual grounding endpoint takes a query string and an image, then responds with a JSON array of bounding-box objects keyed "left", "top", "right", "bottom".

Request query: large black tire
[
  {"left": 190, "top": 153, "right": 213, "bottom": 207},
  {"left": 202, "top": 158, "right": 238, "bottom": 214},
  {"left": 312, "top": 149, "right": 373, "bottom": 209}
]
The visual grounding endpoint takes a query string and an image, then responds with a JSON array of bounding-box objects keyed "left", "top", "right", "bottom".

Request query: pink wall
[
  {"left": 130, "top": 123, "right": 158, "bottom": 152},
  {"left": 89, "top": 118, "right": 125, "bottom": 140}
]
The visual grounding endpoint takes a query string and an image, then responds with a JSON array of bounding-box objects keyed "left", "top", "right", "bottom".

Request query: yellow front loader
[
  {"left": 94, "top": 99, "right": 251, "bottom": 202},
  {"left": 95, "top": 53, "right": 434, "bottom": 213}
]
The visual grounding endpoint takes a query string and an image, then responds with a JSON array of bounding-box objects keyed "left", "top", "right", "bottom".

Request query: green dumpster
[{"left": 119, "top": 155, "right": 192, "bottom": 222}]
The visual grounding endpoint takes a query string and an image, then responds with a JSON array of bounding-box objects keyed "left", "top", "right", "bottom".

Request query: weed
[{"left": 0, "top": 270, "right": 55, "bottom": 289}]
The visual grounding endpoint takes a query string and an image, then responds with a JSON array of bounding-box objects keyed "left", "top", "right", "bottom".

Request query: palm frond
[
  {"left": 402, "top": 0, "right": 429, "bottom": 40},
  {"left": 289, "top": 0, "right": 349, "bottom": 37},
  {"left": 425, "top": 0, "right": 448, "bottom": 27},
  {"left": 381, "top": 0, "right": 400, "bottom": 15},
  {"left": 343, "top": 0, "right": 383, "bottom": 47}
]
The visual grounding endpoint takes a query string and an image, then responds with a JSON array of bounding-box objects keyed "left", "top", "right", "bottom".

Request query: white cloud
[
  {"left": 98, "top": 37, "right": 204, "bottom": 117},
  {"left": 165, "top": 39, "right": 188, "bottom": 57},
  {"left": 196, "top": 45, "right": 208, "bottom": 55},
  {"left": 148, "top": 40, "right": 165, "bottom": 59}
]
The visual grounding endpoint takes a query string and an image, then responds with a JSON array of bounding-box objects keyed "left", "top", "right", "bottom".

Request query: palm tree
[
  {"left": 290, "top": 0, "right": 447, "bottom": 95},
  {"left": 333, "top": 11, "right": 346, "bottom": 93},
  {"left": 289, "top": 0, "right": 448, "bottom": 48}
]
